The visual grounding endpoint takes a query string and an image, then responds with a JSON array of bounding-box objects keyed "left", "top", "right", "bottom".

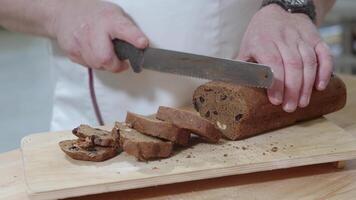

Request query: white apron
[{"left": 50, "top": 0, "right": 262, "bottom": 131}]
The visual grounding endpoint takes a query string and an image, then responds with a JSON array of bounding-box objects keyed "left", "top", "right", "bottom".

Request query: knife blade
[{"left": 113, "top": 39, "right": 273, "bottom": 88}]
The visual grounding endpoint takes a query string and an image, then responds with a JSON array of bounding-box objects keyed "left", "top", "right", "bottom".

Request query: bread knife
[{"left": 113, "top": 39, "right": 273, "bottom": 88}]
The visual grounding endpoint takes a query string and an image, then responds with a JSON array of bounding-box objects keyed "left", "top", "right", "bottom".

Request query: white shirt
[{"left": 50, "top": 0, "right": 262, "bottom": 131}]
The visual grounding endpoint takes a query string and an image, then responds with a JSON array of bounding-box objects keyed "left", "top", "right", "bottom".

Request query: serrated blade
[{"left": 142, "top": 48, "right": 273, "bottom": 88}]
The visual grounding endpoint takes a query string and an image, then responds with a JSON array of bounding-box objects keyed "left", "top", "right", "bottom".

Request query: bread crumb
[
  {"left": 271, "top": 147, "right": 278, "bottom": 152},
  {"left": 216, "top": 121, "right": 227, "bottom": 130},
  {"left": 224, "top": 154, "right": 228, "bottom": 157}
]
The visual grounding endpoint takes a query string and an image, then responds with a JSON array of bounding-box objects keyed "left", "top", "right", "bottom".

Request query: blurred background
[{"left": 1, "top": 0, "right": 356, "bottom": 153}]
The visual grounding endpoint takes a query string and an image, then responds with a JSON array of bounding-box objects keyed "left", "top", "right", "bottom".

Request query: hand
[
  {"left": 237, "top": 4, "right": 333, "bottom": 112},
  {"left": 50, "top": 0, "right": 148, "bottom": 72}
]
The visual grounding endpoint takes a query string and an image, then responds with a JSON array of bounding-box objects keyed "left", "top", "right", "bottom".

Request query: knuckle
[
  {"left": 98, "top": 4, "right": 121, "bottom": 19},
  {"left": 285, "top": 58, "right": 303, "bottom": 69},
  {"left": 282, "top": 28, "right": 299, "bottom": 42},
  {"left": 109, "top": 66, "right": 122, "bottom": 73},
  {"left": 68, "top": 49, "right": 79, "bottom": 58},
  {"left": 87, "top": 58, "right": 101, "bottom": 69},
  {"left": 306, "top": 34, "right": 322, "bottom": 46},
  {"left": 263, "top": 54, "right": 283, "bottom": 66},
  {"left": 116, "top": 18, "right": 134, "bottom": 28},
  {"left": 79, "top": 23, "right": 91, "bottom": 35},
  {"left": 253, "top": 34, "right": 267, "bottom": 43},
  {"left": 94, "top": 65, "right": 105, "bottom": 70},
  {"left": 97, "top": 53, "right": 113, "bottom": 67},
  {"left": 66, "top": 45, "right": 80, "bottom": 58},
  {"left": 304, "top": 56, "right": 317, "bottom": 67}
]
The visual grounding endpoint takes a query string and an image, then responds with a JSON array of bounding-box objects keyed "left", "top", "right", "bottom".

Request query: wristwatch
[{"left": 261, "top": 0, "right": 316, "bottom": 23}]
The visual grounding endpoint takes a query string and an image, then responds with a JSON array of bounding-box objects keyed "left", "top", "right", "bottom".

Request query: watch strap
[{"left": 261, "top": 0, "right": 316, "bottom": 23}]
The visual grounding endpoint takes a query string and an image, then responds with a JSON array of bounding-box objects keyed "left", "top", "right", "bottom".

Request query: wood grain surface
[{"left": 22, "top": 119, "right": 356, "bottom": 199}]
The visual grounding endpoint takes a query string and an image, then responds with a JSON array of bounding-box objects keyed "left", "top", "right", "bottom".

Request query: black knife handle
[{"left": 113, "top": 39, "right": 144, "bottom": 73}]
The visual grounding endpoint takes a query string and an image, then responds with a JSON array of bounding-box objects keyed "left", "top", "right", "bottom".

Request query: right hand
[{"left": 50, "top": 0, "right": 148, "bottom": 72}]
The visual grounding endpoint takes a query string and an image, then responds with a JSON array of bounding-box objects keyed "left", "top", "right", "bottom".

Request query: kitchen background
[{"left": 1, "top": 0, "right": 356, "bottom": 153}]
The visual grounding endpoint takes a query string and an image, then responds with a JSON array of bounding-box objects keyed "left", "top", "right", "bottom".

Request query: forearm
[
  {"left": 0, "top": 0, "right": 57, "bottom": 38},
  {"left": 314, "top": 0, "right": 336, "bottom": 26}
]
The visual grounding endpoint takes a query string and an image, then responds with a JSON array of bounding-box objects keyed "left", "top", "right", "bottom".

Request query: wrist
[{"left": 261, "top": 0, "right": 316, "bottom": 23}]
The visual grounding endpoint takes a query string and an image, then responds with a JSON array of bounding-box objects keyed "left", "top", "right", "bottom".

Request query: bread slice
[
  {"left": 193, "top": 75, "right": 347, "bottom": 140},
  {"left": 156, "top": 106, "right": 221, "bottom": 143},
  {"left": 59, "top": 140, "right": 119, "bottom": 162},
  {"left": 125, "top": 112, "right": 190, "bottom": 146},
  {"left": 72, "top": 125, "right": 118, "bottom": 147},
  {"left": 113, "top": 122, "right": 173, "bottom": 161}
]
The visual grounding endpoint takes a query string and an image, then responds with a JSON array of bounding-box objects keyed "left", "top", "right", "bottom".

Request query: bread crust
[{"left": 59, "top": 140, "right": 119, "bottom": 162}]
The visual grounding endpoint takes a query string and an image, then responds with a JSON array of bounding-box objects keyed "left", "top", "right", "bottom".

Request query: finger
[
  {"left": 80, "top": 40, "right": 101, "bottom": 70},
  {"left": 119, "top": 60, "right": 130, "bottom": 72},
  {"left": 64, "top": 35, "right": 89, "bottom": 67},
  {"left": 110, "top": 17, "right": 148, "bottom": 49},
  {"left": 239, "top": 42, "right": 285, "bottom": 105},
  {"left": 68, "top": 53, "right": 89, "bottom": 68},
  {"left": 315, "top": 41, "right": 333, "bottom": 91},
  {"left": 90, "top": 28, "right": 128, "bottom": 73},
  {"left": 277, "top": 43, "right": 303, "bottom": 112},
  {"left": 297, "top": 41, "right": 317, "bottom": 108},
  {"left": 76, "top": 24, "right": 103, "bottom": 70}
]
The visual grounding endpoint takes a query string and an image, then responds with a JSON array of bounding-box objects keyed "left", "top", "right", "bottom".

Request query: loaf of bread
[
  {"left": 125, "top": 112, "right": 190, "bottom": 146},
  {"left": 193, "top": 76, "right": 347, "bottom": 140},
  {"left": 72, "top": 125, "right": 118, "bottom": 147},
  {"left": 59, "top": 140, "right": 119, "bottom": 162},
  {"left": 156, "top": 106, "right": 221, "bottom": 143},
  {"left": 113, "top": 122, "right": 173, "bottom": 161}
]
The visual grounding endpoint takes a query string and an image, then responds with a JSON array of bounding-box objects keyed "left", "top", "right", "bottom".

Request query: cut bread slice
[
  {"left": 59, "top": 140, "right": 119, "bottom": 162},
  {"left": 156, "top": 106, "right": 221, "bottom": 143},
  {"left": 125, "top": 112, "right": 190, "bottom": 146},
  {"left": 113, "top": 122, "right": 173, "bottom": 161},
  {"left": 72, "top": 125, "right": 118, "bottom": 147}
]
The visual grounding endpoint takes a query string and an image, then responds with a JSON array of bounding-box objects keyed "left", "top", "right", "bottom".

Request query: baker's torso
[{"left": 50, "top": 0, "right": 262, "bottom": 130}]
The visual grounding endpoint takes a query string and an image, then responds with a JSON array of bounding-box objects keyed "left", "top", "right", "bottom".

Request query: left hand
[{"left": 237, "top": 4, "right": 333, "bottom": 112}]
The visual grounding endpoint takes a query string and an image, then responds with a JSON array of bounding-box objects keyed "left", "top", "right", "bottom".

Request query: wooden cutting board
[{"left": 21, "top": 117, "right": 356, "bottom": 200}]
